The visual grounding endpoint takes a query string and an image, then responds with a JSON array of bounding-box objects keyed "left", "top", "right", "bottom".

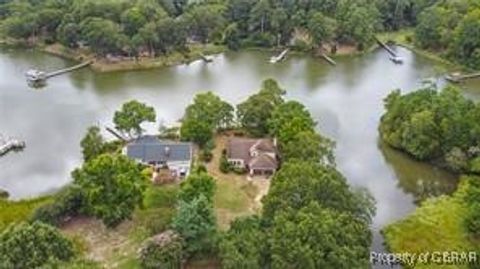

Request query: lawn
[
  {"left": 383, "top": 180, "right": 477, "bottom": 269},
  {"left": 0, "top": 195, "right": 53, "bottom": 231}
]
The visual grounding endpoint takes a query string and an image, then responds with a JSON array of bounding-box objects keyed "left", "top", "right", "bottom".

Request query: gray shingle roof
[{"left": 126, "top": 136, "right": 192, "bottom": 163}]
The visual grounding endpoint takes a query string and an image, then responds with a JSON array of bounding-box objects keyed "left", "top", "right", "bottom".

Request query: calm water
[{"left": 1, "top": 46, "right": 479, "bottom": 260}]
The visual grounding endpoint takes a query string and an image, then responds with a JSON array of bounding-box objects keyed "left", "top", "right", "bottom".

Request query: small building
[
  {"left": 124, "top": 136, "right": 193, "bottom": 180},
  {"left": 226, "top": 137, "right": 278, "bottom": 176}
]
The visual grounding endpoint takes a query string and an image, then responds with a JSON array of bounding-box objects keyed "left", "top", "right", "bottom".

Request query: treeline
[
  {"left": 380, "top": 85, "right": 480, "bottom": 174},
  {"left": 0, "top": 0, "right": 445, "bottom": 57},
  {"left": 414, "top": 0, "right": 480, "bottom": 69}
]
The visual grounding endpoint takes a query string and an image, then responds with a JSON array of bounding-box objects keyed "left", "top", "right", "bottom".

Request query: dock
[
  {"left": 106, "top": 127, "right": 128, "bottom": 142},
  {"left": 199, "top": 54, "right": 214, "bottom": 63},
  {"left": 270, "top": 49, "right": 289, "bottom": 64},
  {"left": 0, "top": 138, "right": 25, "bottom": 156},
  {"left": 320, "top": 53, "right": 336, "bottom": 66},
  {"left": 375, "top": 36, "right": 397, "bottom": 57},
  {"left": 445, "top": 72, "right": 480, "bottom": 83},
  {"left": 26, "top": 60, "right": 93, "bottom": 84}
]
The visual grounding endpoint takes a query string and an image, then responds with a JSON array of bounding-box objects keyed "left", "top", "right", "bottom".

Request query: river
[{"left": 1, "top": 46, "right": 479, "bottom": 263}]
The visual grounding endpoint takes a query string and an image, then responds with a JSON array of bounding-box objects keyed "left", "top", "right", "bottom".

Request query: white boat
[
  {"left": 25, "top": 69, "right": 47, "bottom": 82},
  {"left": 389, "top": 55, "right": 404, "bottom": 64}
]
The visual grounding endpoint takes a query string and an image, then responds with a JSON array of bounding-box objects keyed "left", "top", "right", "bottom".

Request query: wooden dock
[
  {"left": 445, "top": 72, "right": 480, "bottom": 83},
  {"left": 270, "top": 49, "right": 289, "bottom": 63},
  {"left": 320, "top": 53, "right": 336, "bottom": 66},
  {"left": 45, "top": 60, "right": 93, "bottom": 79},
  {"left": 106, "top": 127, "right": 128, "bottom": 142},
  {"left": 375, "top": 37, "right": 397, "bottom": 57},
  {"left": 26, "top": 60, "right": 93, "bottom": 84},
  {"left": 0, "top": 138, "right": 25, "bottom": 156},
  {"left": 199, "top": 54, "right": 214, "bottom": 63}
]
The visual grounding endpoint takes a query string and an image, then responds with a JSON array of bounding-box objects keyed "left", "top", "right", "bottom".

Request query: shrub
[
  {"left": 139, "top": 230, "right": 184, "bottom": 269},
  {"left": 178, "top": 173, "right": 216, "bottom": 203},
  {"left": 31, "top": 186, "right": 84, "bottom": 226},
  {"left": 0, "top": 222, "right": 74, "bottom": 268},
  {"left": 219, "top": 154, "right": 231, "bottom": 173}
]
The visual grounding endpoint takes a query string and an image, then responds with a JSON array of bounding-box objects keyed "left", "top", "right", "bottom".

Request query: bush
[
  {"left": 178, "top": 173, "right": 216, "bottom": 203},
  {"left": 219, "top": 154, "right": 231, "bottom": 173},
  {"left": 233, "top": 167, "right": 247, "bottom": 175},
  {"left": 0, "top": 222, "right": 74, "bottom": 268},
  {"left": 200, "top": 149, "right": 213, "bottom": 162},
  {"left": 139, "top": 230, "right": 184, "bottom": 269},
  {"left": 31, "top": 186, "right": 84, "bottom": 226}
]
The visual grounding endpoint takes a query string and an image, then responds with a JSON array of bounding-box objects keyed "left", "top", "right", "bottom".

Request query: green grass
[
  {"left": 383, "top": 180, "right": 476, "bottom": 269},
  {"left": 0, "top": 195, "right": 53, "bottom": 231},
  {"left": 214, "top": 179, "right": 255, "bottom": 213}
]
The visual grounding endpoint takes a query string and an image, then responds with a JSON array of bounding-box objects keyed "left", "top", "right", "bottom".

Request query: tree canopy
[
  {"left": 113, "top": 100, "right": 156, "bottom": 138},
  {"left": 72, "top": 153, "right": 147, "bottom": 227}
]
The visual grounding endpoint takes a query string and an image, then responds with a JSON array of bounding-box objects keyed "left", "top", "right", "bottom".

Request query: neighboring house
[
  {"left": 226, "top": 137, "right": 278, "bottom": 176},
  {"left": 124, "top": 135, "right": 193, "bottom": 180}
]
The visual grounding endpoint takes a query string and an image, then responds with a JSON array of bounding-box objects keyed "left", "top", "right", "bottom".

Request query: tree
[
  {"left": 336, "top": 0, "right": 379, "bottom": 48},
  {"left": 281, "top": 131, "right": 335, "bottom": 165},
  {"left": 269, "top": 202, "right": 371, "bottom": 268},
  {"left": 72, "top": 154, "right": 147, "bottom": 227},
  {"left": 451, "top": 9, "right": 480, "bottom": 69},
  {"left": 262, "top": 161, "right": 372, "bottom": 223},
  {"left": 172, "top": 195, "right": 217, "bottom": 256},
  {"left": 237, "top": 79, "right": 285, "bottom": 136},
  {"left": 177, "top": 172, "right": 216, "bottom": 203},
  {"left": 0, "top": 222, "right": 74, "bottom": 268},
  {"left": 183, "top": 4, "right": 226, "bottom": 43},
  {"left": 219, "top": 216, "right": 268, "bottom": 269},
  {"left": 79, "top": 17, "right": 124, "bottom": 56},
  {"left": 113, "top": 100, "right": 156, "bottom": 138},
  {"left": 268, "top": 100, "right": 316, "bottom": 145},
  {"left": 307, "top": 12, "right": 336, "bottom": 46},
  {"left": 180, "top": 117, "right": 213, "bottom": 148},
  {"left": 184, "top": 92, "right": 234, "bottom": 130},
  {"left": 80, "top": 126, "right": 105, "bottom": 162},
  {"left": 139, "top": 230, "right": 184, "bottom": 269}
]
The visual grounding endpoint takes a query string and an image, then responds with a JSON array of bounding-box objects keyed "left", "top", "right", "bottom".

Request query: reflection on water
[{"left": 1, "top": 46, "right": 479, "bottom": 260}]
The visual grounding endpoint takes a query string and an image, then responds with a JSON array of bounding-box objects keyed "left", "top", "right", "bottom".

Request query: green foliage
[
  {"left": 281, "top": 131, "right": 335, "bottom": 165},
  {"left": 177, "top": 172, "right": 216, "bottom": 204},
  {"left": 451, "top": 9, "right": 480, "bottom": 69},
  {"left": 262, "top": 161, "right": 373, "bottom": 223},
  {"left": 219, "top": 216, "right": 267, "bottom": 269},
  {"left": 0, "top": 222, "right": 74, "bottom": 268},
  {"left": 307, "top": 12, "right": 336, "bottom": 46},
  {"left": 31, "top": 186, "right": 84, "bottom": 226},
  {"left": 139, "top": 230, "right": 184, "bottom": 269},
  {"left": 79, "top": 17, "right": 125, "bottom": 56},
  {"left": 463, "top": 176, "right": 480, "bottom": 237},
  {"left": 237, "top": 79, "right": 285, "bottom": 136},
  {"left": 0, "top": 195, "right": 52, "bottom": 231},
  {"left": 181, "top": 92, "right": 232, "bottom": 147},
  {"left": 270, "top": 202, "right": 371, "bottom": 268},
  {"left": 80, "top": 126, "right": 105, "bottom": 162},
  {"left": 172, "top": 195, "right": 217, "bottom": 257},
  {"left": 380, "top": 86, "right": 480, "bottom": 172},
  {"left": 72, "top": 154, "right": 147, "bottom": 227},
  {"left": 113, "top": 100, "right": 156, "bottom": 138},
  {"left": 219, "top": 152, "right": 232, "bottom": 173}
]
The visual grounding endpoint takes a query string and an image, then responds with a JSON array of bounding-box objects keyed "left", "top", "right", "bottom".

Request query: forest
[{"left": 0, "top": 0, "right": 478, "bottom": 68}]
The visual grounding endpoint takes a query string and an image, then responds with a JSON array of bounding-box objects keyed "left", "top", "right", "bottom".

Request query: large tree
[
  {"left": 72, "top": 154, "right": 147, "bottom": 227},
  {"left": 113, "top": 100, "right": 156, "bottom": 138},
  {"left": 80, "top": 126, "right": 105, "bottom": 162},
  {"left": 237, "top": 79, "right": 286, "bottom": 136}
]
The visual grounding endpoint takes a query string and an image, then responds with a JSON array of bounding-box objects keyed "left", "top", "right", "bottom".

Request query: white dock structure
[
  {"left": 0, "top": 137, "right": 25, "bottom": 156},
  {"left": 26, "top": 60, "right": 93, "bottom": 84},
  {"left": 270, "top": 49, "right": 289, "bottom": 63}
]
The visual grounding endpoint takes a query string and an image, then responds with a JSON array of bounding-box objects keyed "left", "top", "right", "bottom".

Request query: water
[{"left": 1, "top": 46, "right": 479, "bottom": 260}]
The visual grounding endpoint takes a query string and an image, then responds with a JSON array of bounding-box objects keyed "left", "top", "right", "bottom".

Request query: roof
[
  {"left": 126, "top": 135, "right": 192, "bottom": 163},
  {"left": 227, "top": 137, "right": 278, "bottom": 169}
]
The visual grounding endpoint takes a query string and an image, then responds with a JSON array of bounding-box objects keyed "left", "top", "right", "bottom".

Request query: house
[
  {"left": 226, "top": 137, "right": 278, "bottom": 176},
  {"left": 124, "top": 136, "right": 193, "bottom": 180}
]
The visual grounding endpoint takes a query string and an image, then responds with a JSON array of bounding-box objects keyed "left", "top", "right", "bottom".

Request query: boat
[
  {"left": 25, "top": 69, "right": 47, "bottom": 82},
  {"left": 389, "top": 55, "right": 404, "bottom": 64}
]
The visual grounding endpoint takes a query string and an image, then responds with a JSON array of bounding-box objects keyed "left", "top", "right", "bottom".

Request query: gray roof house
[
  {"left": 227, "top": 137, "right": 278, "bottom": 176},
  {"left": 124, "top": 136, "right": 193, "bottom": 179}
]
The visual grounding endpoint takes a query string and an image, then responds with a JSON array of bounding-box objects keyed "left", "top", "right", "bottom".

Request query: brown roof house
[{"left": 226, "top": 138, "right": 278, "bottom": 176}]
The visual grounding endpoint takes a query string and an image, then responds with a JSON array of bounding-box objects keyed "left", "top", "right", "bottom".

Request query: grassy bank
[
  {"left": 0, "top": 195, "right": 53, "bottom": 231},
  {"left": 40, "top": 43, "right": 226, "bottom": 73},
  {"left": 383, "top": 180, "right": 477, "bottom": 269}
]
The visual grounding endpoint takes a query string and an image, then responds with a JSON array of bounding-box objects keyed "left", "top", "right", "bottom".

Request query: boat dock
[
  {"left": 199, "top": 54, "right": 214, "bottom": 63},
  {"left": 270, "top": 49, "right": 289, "bottom": 63},
  {"left": 26, "top": 60, "right": 93, "bottom": 84},
  {"left": 0, "top": 138, "right": 25, "bottom": 156},
  {"left": 320, "top": 53, "right": 336, "bottom": 66},
  {"left": 375, "top": 37, "right": 397, "bottom": 57},
  {"left": 445, "top": 72, "right": 480, "bottom": 83}
]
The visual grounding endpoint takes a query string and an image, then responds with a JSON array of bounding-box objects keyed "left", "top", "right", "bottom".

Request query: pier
[
  {"left": 320, "top": 53, "right": 336, "bottom": 66},
  {"left": 199, "top": 54, "right": 214, "bottom": 63},
  {"left": 269, "top": 49, "right": 289, "bottom": 64},
  {"left": 26, "top": 60, "right": 93, "bottom": 84},
  {"left": 0, "top": 138, "right": 25, "bottom": 156},
  {"left": 445, "top": 72, "right": 480, "bottom": 83},
  {"left": 375, "top": 36, "right": 397, "bottom": 57},
  {"left": 106, "top": 127, "right": 128, "bottom": 142}
]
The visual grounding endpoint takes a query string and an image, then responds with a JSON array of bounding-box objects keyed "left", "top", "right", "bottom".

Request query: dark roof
[
  {"left": 126, "top": 135, "right": 192, "bottom": 163},
  {"left": 227, "top": 137, "right": 278, "bottom": 170}
]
